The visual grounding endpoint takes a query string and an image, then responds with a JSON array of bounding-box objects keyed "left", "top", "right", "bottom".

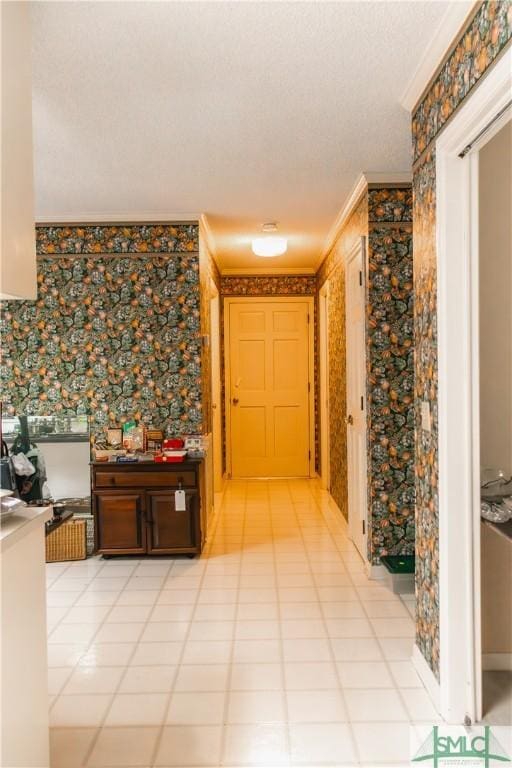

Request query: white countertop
[{"left": 1, "top": 506, "right": 52, "bottom": 553}]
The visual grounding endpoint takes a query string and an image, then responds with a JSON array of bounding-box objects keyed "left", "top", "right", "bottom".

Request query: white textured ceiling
[{"left": 31, "top": 1, "right": 460, "bottom": 271}]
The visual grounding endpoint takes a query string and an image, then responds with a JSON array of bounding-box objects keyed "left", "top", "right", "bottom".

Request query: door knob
[
  {"left": 232, "top": 398, "right": 239, "bottom": 405},
  {"left": 345, "top": 414, "right": 354, "bottom": 425}
]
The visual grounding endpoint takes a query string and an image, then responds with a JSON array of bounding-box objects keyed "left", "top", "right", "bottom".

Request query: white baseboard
[
  {"left": 365, "top": 562, "right": 386, "bottom": 580},
  {"left": 412, "top": 643, "right": 441, "bottom": 714},
  {"left": 482, "top": 653, "right": 512, "bottom": 671}
]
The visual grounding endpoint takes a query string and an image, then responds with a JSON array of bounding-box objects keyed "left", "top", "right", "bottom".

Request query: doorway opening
[
  {"left": 224, "top": 296, "right": 315, "bottom": 479},
  {"left": 478, "top": 119, "right": 512, "bottom": 724},
  {"left": 436, "top": 46, "right": 512, "bottom": 724}
]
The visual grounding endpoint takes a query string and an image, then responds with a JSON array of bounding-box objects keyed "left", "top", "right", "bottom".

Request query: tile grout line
[
  {"left": 218, "top": 481, "right": 247, "bottom": 767},
  {"left": 79, "top": 559, "right": 178, "bottom": 765},
  {"left": 46, "top": 480, "right": 426, "bottom": 768},
  {"left": 48, "top": 561, "right": 127, "bottom": 716},
  {"left": 282, "top": 487, "right": 361, "bottom": 765},
  {"left": 311, "top": 484, "right": 421, "bottom": 734},
  {"left": 303, "top": 478, "right": 362, "bottom": 768},
  {"left": 270, "top": 480, "right": 292, "bottom": 767},
  {"left": 148, "top": 487, "right": 231, "bottom": 768}
]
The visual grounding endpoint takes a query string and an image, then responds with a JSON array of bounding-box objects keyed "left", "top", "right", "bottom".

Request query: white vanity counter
[{"left": 1, "top": 505, "right": 52, "bottom": 768}]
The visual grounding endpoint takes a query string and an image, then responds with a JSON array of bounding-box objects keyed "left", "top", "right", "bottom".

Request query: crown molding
[
  {"left": 316, "top": 170, "right": 412, "bottom": 270},
  {"left": 199, "top": 214, "right": 218, "bottom": 257},
  {"left": 364, "top": 171, "right": 412, "bottom": 186},
  {"left": 220, "top": 266, "right": 316, "bottom": 276},
  {"left": 320, "top": 173, "right": 368, "bottom": 267},
  {"left": 400, "top": 1, "right": 477, "bottom": 113},
  {"left": 35, "top": 212, "right": 201, "bottom": 224}
]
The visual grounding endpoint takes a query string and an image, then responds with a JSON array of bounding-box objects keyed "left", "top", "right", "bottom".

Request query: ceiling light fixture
[{"left": 252, "top": 223, "right": 287, "bottom": 258}]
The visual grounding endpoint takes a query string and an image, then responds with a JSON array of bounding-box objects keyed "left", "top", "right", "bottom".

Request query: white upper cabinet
[{"left": 1, "top": 1, "right": 37, "bottom": 300}]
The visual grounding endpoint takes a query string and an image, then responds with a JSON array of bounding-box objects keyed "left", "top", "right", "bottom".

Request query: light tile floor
[{"left": 47, "top": 479, "right": 437, "bottom": 767}]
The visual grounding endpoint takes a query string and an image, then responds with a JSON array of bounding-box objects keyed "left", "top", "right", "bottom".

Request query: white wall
[
  {"left": 42, "top": 442, "right": 90, "bottom": 499},
  {"left": 0, "top": 1, "right": 37, "bottom": 300},
  {"left": 479, "top": 121, "right": 512, "bottom": 472}
]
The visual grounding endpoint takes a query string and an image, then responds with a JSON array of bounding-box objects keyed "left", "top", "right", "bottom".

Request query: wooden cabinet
[
  {"left": 147, "top": 491, "right": 199, "bottom": 554},
  {"left": 95, "top": 492, "right": 146, "bottom": 554},
  {"left": 92, "top": 460, "right": 205, "bottom": 557}
]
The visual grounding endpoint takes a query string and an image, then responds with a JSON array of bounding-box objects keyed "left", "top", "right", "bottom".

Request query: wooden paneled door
[
  {"left": 226, "top": 298, "right": 313, "bottom": 478},
  {"left": 345, "top": 237, "right": 368, "bottom": 561}
]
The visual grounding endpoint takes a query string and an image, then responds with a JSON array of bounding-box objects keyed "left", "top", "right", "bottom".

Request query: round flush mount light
[{"left": 252, "top": 223, "right": 287, "bottom": 258}]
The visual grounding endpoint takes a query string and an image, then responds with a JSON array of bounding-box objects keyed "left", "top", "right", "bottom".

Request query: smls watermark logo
[{"left": 412, "top": 725, "right": 511, "bottom": 767}]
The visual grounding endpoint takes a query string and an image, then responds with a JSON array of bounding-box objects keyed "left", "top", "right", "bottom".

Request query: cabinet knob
[{"left": 232, "top": 398, "right": 239, "bottom": 405}]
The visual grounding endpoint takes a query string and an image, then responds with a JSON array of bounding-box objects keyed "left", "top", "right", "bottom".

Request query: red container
[
  {"left": 155, "top": 453, "right": 186, "bottom": 464},
  {"left": 162, "top": 438, "right": 184, "bottom": 451}
]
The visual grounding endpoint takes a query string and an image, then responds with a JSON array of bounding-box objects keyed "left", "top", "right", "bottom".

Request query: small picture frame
[
  {"left": 146, "top": 429, "right": 164, "bottom": 453},
  {"left": 184, "top": 435, "right": 202, "bottom": 451},
  {"left": 106, "top": 428, "right": 123, "bottom": 448}
]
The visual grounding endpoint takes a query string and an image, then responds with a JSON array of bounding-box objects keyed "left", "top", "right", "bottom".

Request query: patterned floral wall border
[
  {"left": 0, "top": 224, "right": 203, "bottom": 444},
  {"left": 412, "top": 1, "right": 512, "bottom": 163},
  {"left": 411, "top": 2, "right": 511, "bottom": 679},
  {"left": 220, "top": 275, "right": 317, "bottom": 296},
  {"left": 36, "top": 223, "right": 199, "bottom": 254}
]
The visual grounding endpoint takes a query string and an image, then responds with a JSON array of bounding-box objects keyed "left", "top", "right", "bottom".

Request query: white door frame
[
  {"left": 435, "top": 46, "right": 512, "bottom": 724},
  {"left": 224, "top": 296, "right": 316, "bottom": 478},
  {"left": 345, "top": 237, "right": 368, "bottom": 560},
  {"left": 319, "top": 281, "right": 330, "bottom": 490},
  {"left": 209, "top": 282, "right": 223, "bottom": 494}
]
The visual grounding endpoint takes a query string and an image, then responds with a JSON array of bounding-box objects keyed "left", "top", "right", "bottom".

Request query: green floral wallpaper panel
[
  {"left": 1, "top": 224, "right": 202, "bottom": 443},
  {"left": 366, "top": 224, "right": 415, "bottom": 563}
]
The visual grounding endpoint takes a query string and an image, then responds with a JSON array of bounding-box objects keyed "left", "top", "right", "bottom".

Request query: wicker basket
[
  {"left": 72, "top": 513, "right": 95, "bottom": 556},
  {"left": 46, "top": 519, "right": 87, "bottom": 562}
]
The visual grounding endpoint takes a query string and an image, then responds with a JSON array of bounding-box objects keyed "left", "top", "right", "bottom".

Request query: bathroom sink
[{"left": 481, "top": 480, "right": 512, "bottom": 502}]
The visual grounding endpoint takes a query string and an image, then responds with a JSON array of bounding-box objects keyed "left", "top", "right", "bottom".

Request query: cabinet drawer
[{"left": 94, "top": 470, "right": 196, "bottom": 489}]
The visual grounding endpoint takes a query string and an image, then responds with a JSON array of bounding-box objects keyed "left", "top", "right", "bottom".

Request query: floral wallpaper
[
  {"left": 413, "top": 150, "right": 440, "bottom": 679},
  {"left": 368, "top": 187, "right": 413, "bottom": 223},
  {"left": 199, "top": 234, "right": 221, "bottom": 436},
  {"left": 412, "top": 1, "right": 512, "bottom": 162},
  {"left": 411, "top": 1, "right": 511, "bottom": 679},
  {"left": 0, "top": 224, "right": 203, "bottom": 444},
  {"left": 317, "top": 195, "right": 369, "bottom": 518},
  {"left": 367, "top": 223, "right": 415, "bottom": 563},
  {"left": 317, "top": 197, "right": 368, "bottom": 288},
  {"left": 327, "top": 263, "right": 348, "bottom": 517},
  {"left": 316, "top": 189, "right": 415, "bottom": 555},
  {"left": 220, "top": 275, "right": 317, "bottom": 296}
]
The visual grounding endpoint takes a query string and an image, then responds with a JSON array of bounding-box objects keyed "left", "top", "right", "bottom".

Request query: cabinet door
[
  {"left": 147, "top": 491, "right": 199, "bottom": 554},
  {"left": 95, "top": 492, "right": 146, "bottom": 554}
]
